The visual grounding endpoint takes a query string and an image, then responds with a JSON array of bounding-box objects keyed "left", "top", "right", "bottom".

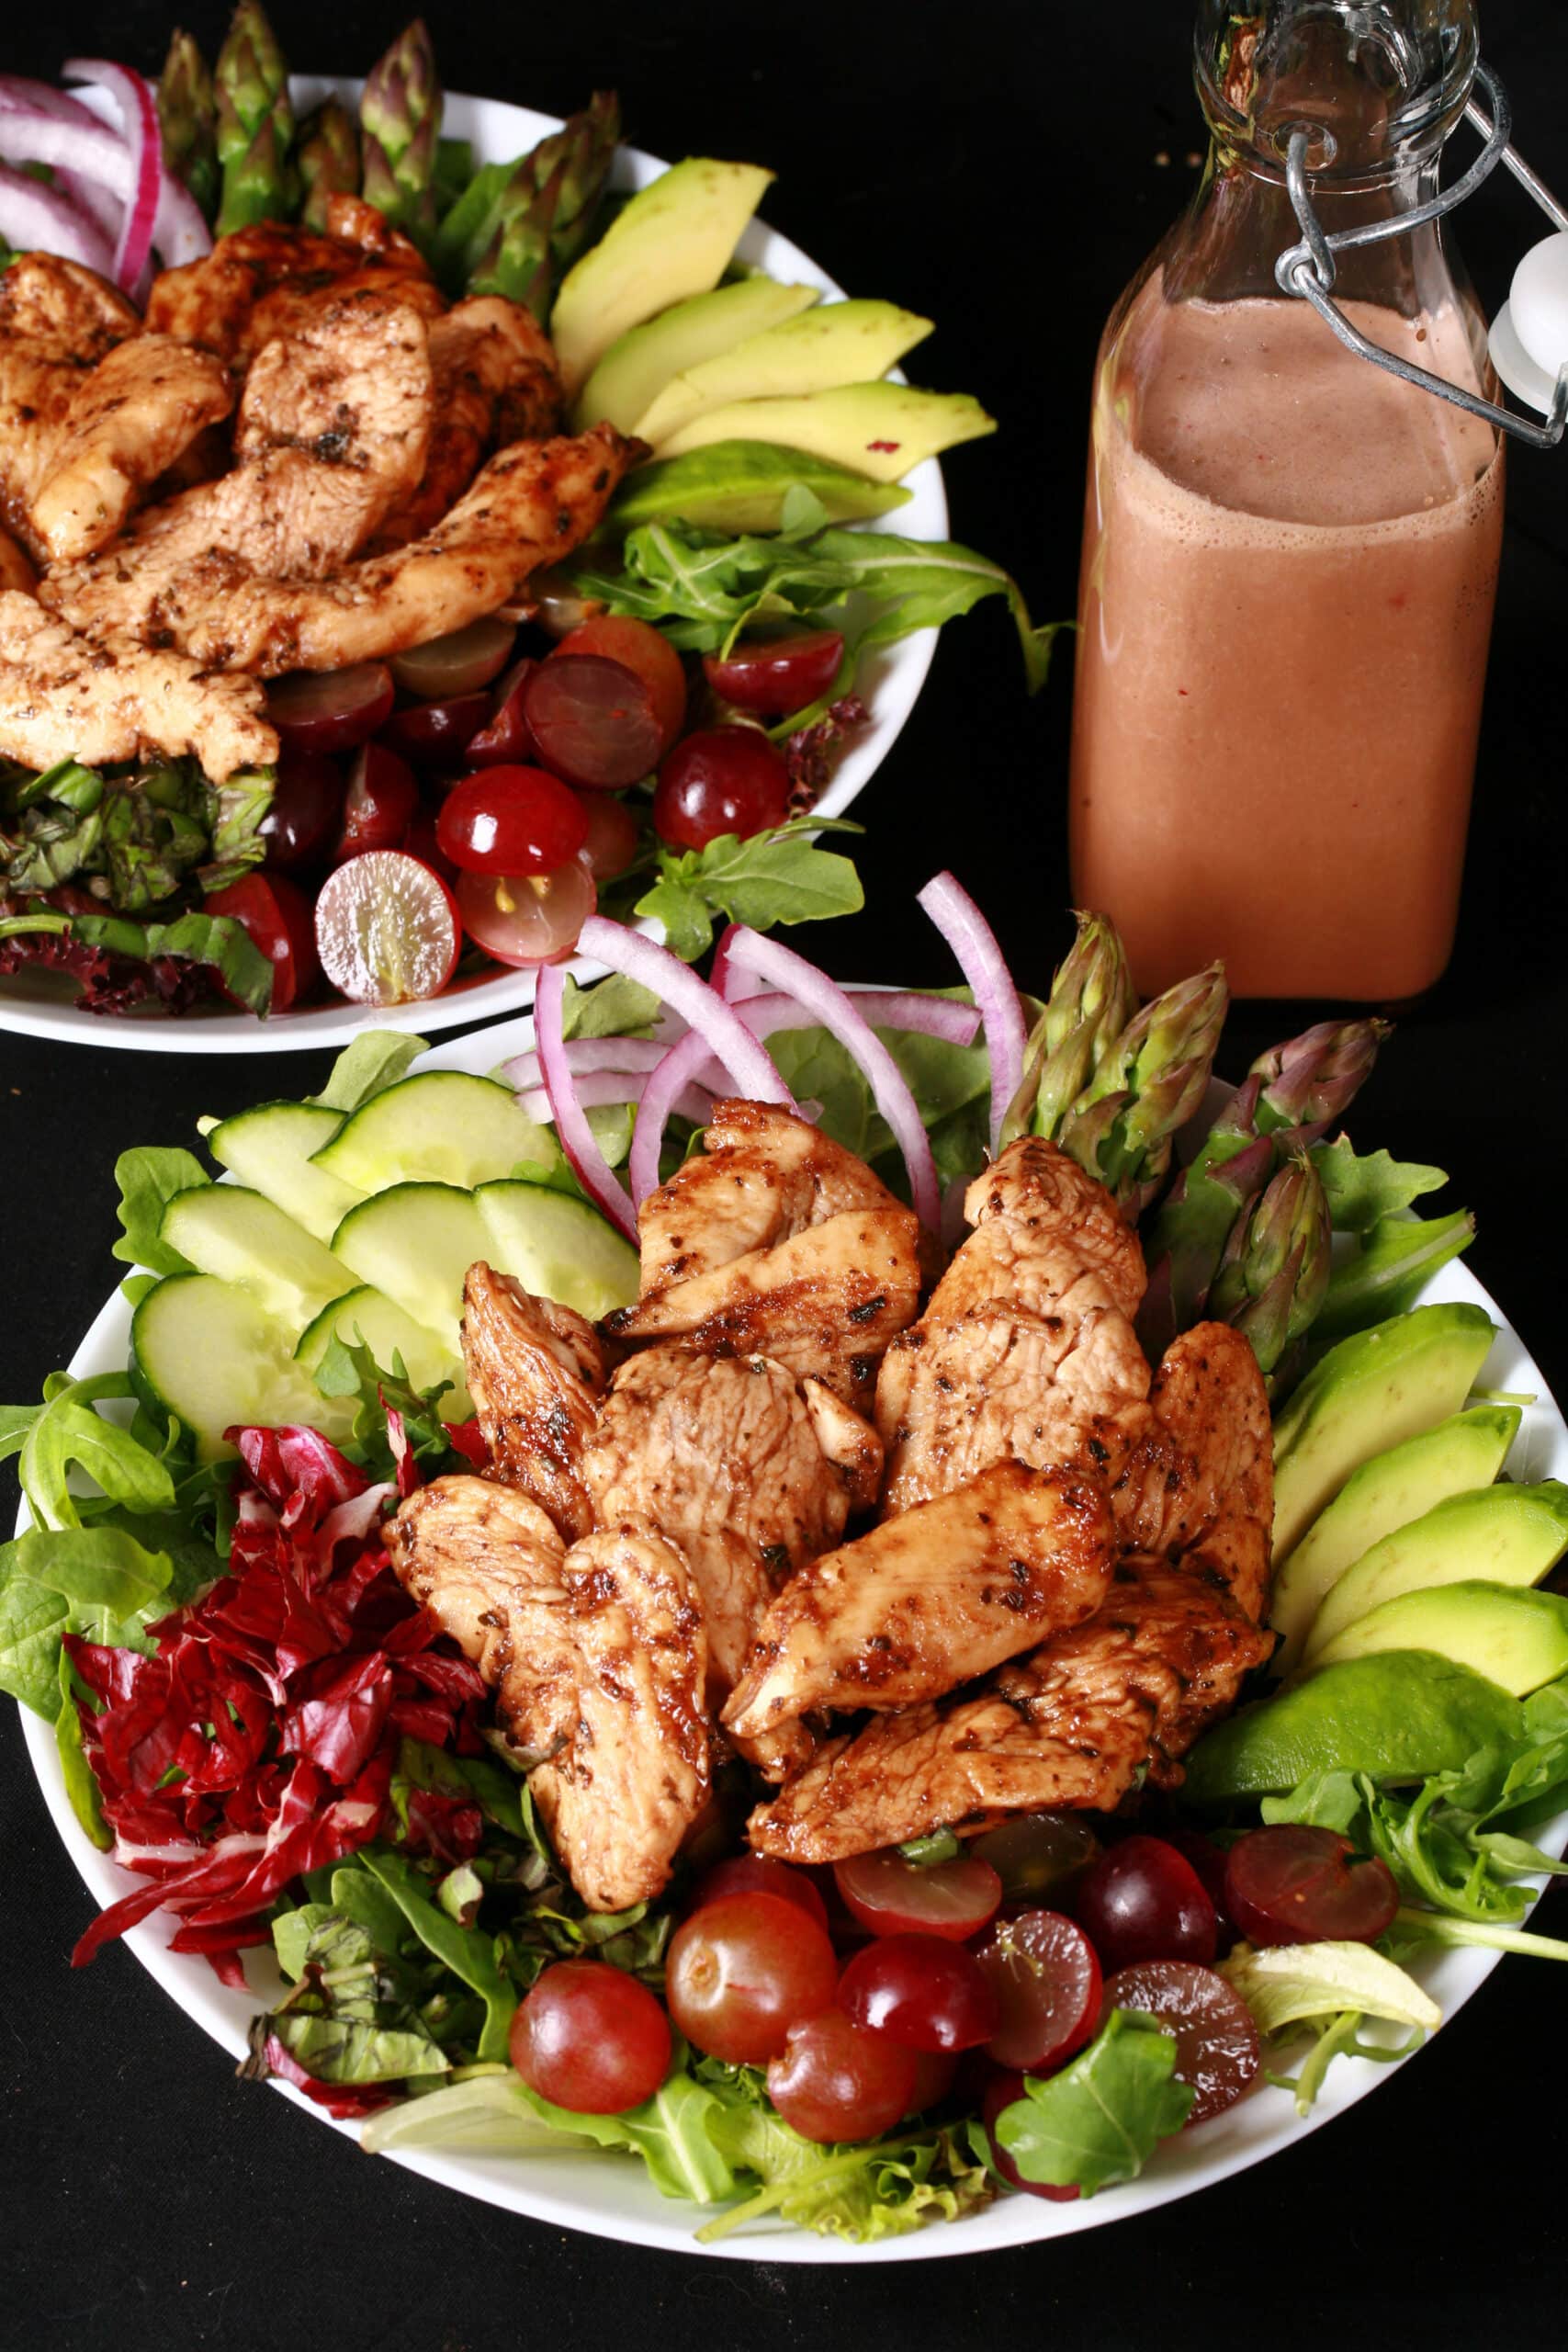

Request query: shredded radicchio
[
  {"left": 65, "top": 1422, "right": 484, "bottom": 1986},
  {"left": 784, "top": 694, "right": 870, "bottom": 812}
]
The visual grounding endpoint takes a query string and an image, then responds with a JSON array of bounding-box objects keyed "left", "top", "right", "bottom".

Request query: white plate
[
  {"left": 18, "top": 1012, "right": 1566, "bottom": 2256},
  {"left": 0, "top": 85, "right": 948, "bottom": 1055}
]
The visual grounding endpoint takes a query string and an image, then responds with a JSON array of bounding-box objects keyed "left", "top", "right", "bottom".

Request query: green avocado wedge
[
  {"left": 575, "top": 277, "right": 821, "bottom": 433},
  {"left": 1269, "top": 1403, "right": 1521, "bottom": 1674},
  {"left": 1180, "top": 1650, "right": 1525, "bottom": 1804},
  {"left": 607, "top": 442, "right": 914, "bottom": 533},
  {"left": 1311, "top": 1583, "right": 1568, "bottom": 1696},
  {"left": 1302, "top": 1479, "right": 1568, "bottom": 1663},
  {"left": 1271, "top": 1302, "right": 1495, "bottom": 1565},
  {"left": 649, "top": 384, "right": 997, "bottom": 483}
]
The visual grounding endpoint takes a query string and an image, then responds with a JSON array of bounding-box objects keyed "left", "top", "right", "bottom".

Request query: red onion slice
[
  {"left": 63, "top": 60, "right": 161, "bottom": 292},
  {"left": 724, "top": 928, "right": 942, "bottom": 1230},
  {"left": 0, "top": 107, "right": 132, "bottom": 200},
  {"left": 499, "top": 1036, "right": 670, "bottom": 1094},
  {"left": 0, "top": 159, "right": 114, "bottom": 274},
  {"left": 735, "top": 989, "right": 980, "bottom": 1048},
  {"left": 533, "top": 960, "right": 639, "bottom": 1243},
  {"left": 917, "top": 870, "right": 1026, "bottom": 1153},
  {"left": 576, "top": 916, "right": 793, "bottom": 1108},
  {"left": 628, "top": 1028, "right": 720, "bottom": 1204},
  {"left": 515, "top": 1069, "right": 718, "bottom": 1130}
]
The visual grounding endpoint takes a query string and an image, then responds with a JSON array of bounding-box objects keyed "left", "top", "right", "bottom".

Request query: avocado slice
[
  {"left": 635, "top": 300, "right": 935, "bottom": 443},
  {"left": 609, "top": 442, "right": 915, "bottom": 533},
  {"left": 1180, "top": 1650, "right": 1526, "bottom": 1804},
  {"left": 551, "top": 158, "right": 774, "bottom": 396},
  {"left": 648, "top": 383, "right": 997, "bottom": 481},
  {"left": 1303, "top": 1479, "right": 1568, "bottom": 1662},
  {"left": 575, "top": 277, "right": 821, "bottom": 433},
  {"left": 1269, "top": 1402, "right": 1522, "bottom": 1671},
  {"left": 1271, "top": 1301, "right": 1495, "bottom": 1565},
  {"left": 1311, "top": 1582, "right": 1568, "bottom": 1696}
]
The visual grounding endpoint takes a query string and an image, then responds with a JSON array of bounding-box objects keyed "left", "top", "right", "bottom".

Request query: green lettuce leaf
[
  {"left": 1313, "top": 1209, "right": 1476, "bottom": 1341},
  {"left": 111, "top": 1145, "right": 210, "bottom": 1274},
  {"left": 358, "top": 1849, "right": 518, "bottom": 2063},
  {"left": 993, "top": 2008, "right": 1194, "bottom": 2196},
  {"left": 1310, "top": 1137, "right": 1450, "bottom": 1231},
  {"left": 0, "top": 1523, "right": 175, "bottom": 1717},
  {"left": 310, "top": 1030, "right": 430, "bottom": 1115},
  {"left": 631, "top": 820, "right": 863, "bottom": 965},
  {"left": 1220, "top": 1938, "right": 1440, "bottom": 2037}
]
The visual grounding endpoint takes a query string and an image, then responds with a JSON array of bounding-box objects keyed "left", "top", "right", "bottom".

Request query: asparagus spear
[
  {"left": 359, "top": 18, "right": 442, "bottom": 247},
  {"left": 214, "top": 1, "right": 296, "bottom": 233},
  {"left": 1251, "top": 1016, "right": 1391, "bottom": 1138},
  {"left": 1210, "top": 1148, "right": 1332, "bottom": 1387},
  {"left": 442, "top": 92, "right": 621, "bottom": 316},
  {"left": 1058, "top": 962, "right": 1229, "bottom": 1212},
  {"left": 998, "top": 910, "right": 1134, "bottom": 1149},
  {"left": 297, "top": 97, "right": 361, "bottom": 233},
  {"left": 156, "top": 29, "right": 219, "bottom": 223}
]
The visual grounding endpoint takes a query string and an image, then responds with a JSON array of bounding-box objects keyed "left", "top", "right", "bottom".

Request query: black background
[{"left": 3, "top": 3, "right": 1566, "bottom": 2346}]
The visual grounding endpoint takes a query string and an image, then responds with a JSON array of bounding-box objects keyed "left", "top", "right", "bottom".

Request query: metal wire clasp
[{"left": 1274, "top": 59, "right": 1568, "bottom": 450}]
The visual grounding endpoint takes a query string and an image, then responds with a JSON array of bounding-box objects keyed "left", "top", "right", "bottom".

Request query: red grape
[
  {"left": 551, "top": 616, "right": 686, "bottom": 752},
  {"left": 455, "top": 859, "right": 596, "bottom": 968},
  {"left": 702, "top": 628, "right": 845, "bottom": 717},
  {"left": 1162, "top": 1826, "right": 1238, "bottom": 1955},
  {"left": 509, "top": 1959, "right": 671, "bottom": 2114},
  {"left": 905, "top": 2048, "right": 958, "bottom": 2116},
  {"left": 468, "top": 658, "right": 540, "bottom": 768},
  {"left": 970, "top": 1813, "right": 1102, "bottom": 1909},
  {"left": 689, "top": 1855, "right": 829, "bottom": 1933},
  {"left": 314, "top": 850, "right": 460, "bottom": 1005},
  {"left": 334, "top": 742, "right": 418, "bottom": 864},
  {"left": 1224, "top": 1826, "right": 1400, "bottom": 1948},
  {"left": 574, "top": 790, "right": 641, "bottom": 880},
  {"left": 665, "top": 1890, "right": 839, "bottom": 2065},
  {"left": 1102, "top": 1960, "right": 1260, "bottom": 2126},
  {"left": 837, "top": 1934, "right": 998, "bottom": 2053},
  {"left": 980, "top": 2070, "right": 1079, "bottom": 2202},
  {"left": 1075, "top": 1835, "right": 1218, "bottom": 1973},
  {"left": 266, "top": 662, "right": 393, "bottom": 754},
  {"left": 974, "top": 1909, "right": 1102, "bottom": 2073},
  {"left": 767, "top": 2009, "right": 919, "bottom": 2145},
  {"left": 379, "top": 692, "right": 491, "bottom": 765},
  {"left": 525, "top": 655, "right": 667, "bottom": 788},
  {"left": 651, "top": 727, "right": 791, "bottom": 851},
  {"left": 527, "top": 568, "right": 607, "bottom": 641},
  {"left": 392, "top": 616, "right": 516, "bottom": 701},
  {"left": 832, "top": 1848, "right": 1001, "bottom": 1942},
  {"left": 436, "top": 767, "right": 588, "bottom": 876},
  {"left": 205, "top": 871, "right": 319, "bottom": 1013},
  {"left": 259, "top": 751, "right": 344, "bottom": 872}
]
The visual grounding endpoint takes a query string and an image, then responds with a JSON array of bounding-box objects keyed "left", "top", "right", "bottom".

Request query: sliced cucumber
[
  {"left": 295, "top": 1283, "right": 472, "bottom": 1418},
  {"left": 162, "top": 1185, "right": 357, "bottom": 1334},
  {"left": 205, "top": 1100, "right": 365, "bottom": 1245},
  {"left": 476, "top": 1181, "right": 639, "bottom": 1318},
  {"left": 132, "top": 1272, "right": 355, "bottom": 1461},
  {"left": 312, "top": 1073, "right": 556, "bottom": 1193},
  {"left": 331, "top": 1183, "right": 491, "bottom": 1352}
]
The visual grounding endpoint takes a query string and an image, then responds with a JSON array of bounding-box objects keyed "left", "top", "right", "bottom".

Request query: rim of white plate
[
  {"left": 0, "top": 85, "right": 948, "bottom": 1055},
  {"left": 15, "top": 1014, "right": 1568, "bottom": 2257}
]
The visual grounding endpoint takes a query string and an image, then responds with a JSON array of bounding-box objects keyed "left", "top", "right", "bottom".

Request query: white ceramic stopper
[{"left": 1490, "top": 230, "right": 1568, "bottom": 414}]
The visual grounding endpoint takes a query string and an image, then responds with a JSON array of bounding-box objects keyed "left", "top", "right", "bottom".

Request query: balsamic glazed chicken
[{"left": 385, "top": 1103, "right": 1276, "bottom": 1913}]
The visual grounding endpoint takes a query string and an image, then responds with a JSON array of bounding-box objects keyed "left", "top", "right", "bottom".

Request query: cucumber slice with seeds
[
  {"left": 132, "top": 1272, "right": 355, "bottom": 1461},
  {"left": 312, "top": 1072, "right": 556, "bottom": 1193},
  {"left": 205, "top": 1101, "right": 365, "bottom": 1245},
  {"left": 161, "top": 1186, "right": 357, "bottom": 1332},
  {"left": 331, "top": 1183, "right": 491, "bottom": 1353}
]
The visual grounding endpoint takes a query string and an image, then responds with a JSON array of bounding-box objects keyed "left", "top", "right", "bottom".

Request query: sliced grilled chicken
[
  {"left": 748, "top": 1555, "right": 1273, "bottom": 1862},
  {"left": 634, "top": 1099, "right": 912, "bottom": 1302},
  {"left": 605, "top": 1204, "right": 922, "bottom": 1413},
  {"left": 0, "top": 591, "right": 276, "bottom": 778},
  {"left": 369, "top": 296, "right": 563, "bottom": 548},
  {"left": 461, "top": 1265, "right": 605, "bottom": 1541},
  {"left": 145, "top": 199, "right": 443, "bottom": 365},
  {"left": 0, "top": 527, "right": 37, "bottom": 595},
  {"left": 1, "top": 255, "right": 139, "bottom": 536},
  {"left": 530, "top": 1521, "right": 710, "bottom": 1913},
  {"left": 723, "top": 1459, "right": 1115, "bottom": 1739}
]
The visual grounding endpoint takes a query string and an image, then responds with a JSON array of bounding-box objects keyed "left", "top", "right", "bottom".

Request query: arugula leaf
[
  {"left": 310, "top": 1031, "right": 430, "bottom": 1116},
  {"left": 994, "top": 2009, "right": 1194, "bottom": 2196},
  {"left": 56, "top": 1647, "right": 110, "bottom": 1850},
  {"left": 1313, "top": 1209, "right": 1476, "bottom": 1341},
  {"left": 358, "top": 1848, "right": 518, "bottom": 2064},
  {"left": 310, "top": 1333, "right": 462, "bottom": 1485},
  {"left": 632, "top": 820, "right": 864, "bottom": 964},
  {"left": 111, "top": 1145, "right": 210, "bottom": 1274},
  {"left": 14, "top": 1372, "right": 176, "bottom": 1533},
  {"left": 0, "top": 1524, "right": 175, "bottom": 1717},
  {"left": 763, "top": 992, "right": 991, "bottom": 1182},
  {"left": 1311, "top": 1137, "right": 1450, "bottom": 1231}
]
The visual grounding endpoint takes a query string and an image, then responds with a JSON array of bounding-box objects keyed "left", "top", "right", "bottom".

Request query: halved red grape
[
  {"left": 574, "top": 790, "right": 641, "bottom": 881},
  {"left": 334, "top": 742, "right": 418, "bottom": 864},
  {"left": 205, "top": 871, "right": 319, "bottom": 1013},
  {"left": 392, "top": 616, "right": 517, "bottom": 702},
  {"left": 1102, "top": 1961, "right": 1260, "bottom": 2126},
  {"left": 1075, "top": 1836, "right": 1218, "bottom": 1973},
  {"left": 379, "top": 692, "right": 491, "bottom": 765},
  {"left": 702, "top": 628, "right": 845, "bottom": 717},
  {"left": 665, "top": 1890, "right": 840, "bottom": 2065},
  {"left": 974, "top": 1909, "right": 1102, "bottom": 2073},
  {"left": 970, "top": 1813, "right": 1102, "bottom": 1909},
  {"left": 833, "top": 1848, "right": 1002, "bottom": 1943},
  {"left": 527, "top": 567, "right": 607, "bottom": 641},
  {"left": 767, "top": 2011, "right": 918, "bottom": 2144},
  {"left": 837, "top": 1934, "right": 998, "bottom": 2053},
  {"left": 455, "top": 859, "right": 596, "bottom": 968},
  {"left": 509, "top": 1959, "right": 671, "bottom": 2114},
  {"left": 1162, "top": 1826, "right": 1238, "bottom": 1955},
  {"left": 467, "top": 658, "right": 541, "bottom": 768},
  {"left": 436, "top": 767, "right": 588, "bottom": 876},
  {"left": 980, "top": 2070, "right": 1079, "bottom": 2202},
  {"left": 551, "top": 616, "right": 686, "bottom": 753},
  {"left": 524, "top": 655, "right": 666, "bottom": 788},
  {"left": 689, "top": 1855, "right": 829, "bottom": 1933},
  {"left": 1224, "top": 1826, "right": 1400, "bottom": 1949},
  {"left": 651, "top": 727, "right": 791, "bottom": 851},
  {"left": 259, "top": 750, "right": 344, "bottom": 872},
  {"left": 314, "top": 850, "right": 460, "bottom": 1005},
  {"left": 266, "top": 662, "right": 394, "bottom": 755}
]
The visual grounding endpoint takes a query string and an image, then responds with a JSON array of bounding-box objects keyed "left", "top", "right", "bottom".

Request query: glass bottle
[{"left": 1068, "top": 0, "right": 1504, "bottom": 1002}]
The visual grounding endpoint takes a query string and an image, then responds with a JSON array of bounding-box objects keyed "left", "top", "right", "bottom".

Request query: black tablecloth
[{"left": 4, "top": 4, "right": 1565, "bottom": 2344}]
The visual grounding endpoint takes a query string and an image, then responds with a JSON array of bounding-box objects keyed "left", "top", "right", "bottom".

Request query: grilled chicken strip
[
  {"left": 633, "top": 1099, "right": 913, "bottom": 1303},
  {"left": 747, "top": 1555, "right": 1274, "bottom": 1862},
  {"left": 877, "top": 1136, "right": 1152, "bottom": 1515},
  {"left": 0, "top": 527, "right": 36, "bottom": 595},
  {"left": 0, "top": 591, "right": 276, "bottom": 778},
  {"left": 723, "top": 1460, "right": 1115, "bottom": 1740},
  {"left": 45, "top": 422, "right": 636, "bottom": 676},
  {"left": 369, "top": 297, "right": 564, "bottom": 548},
  {"left": 0, "top": 256, "right": 139, "bottom": 538},
  {"left": 145, "top": 198, "right": 444, "bottom": 365},
  {"left": 461, "top": 1265, "right": 605, "bottom": 1542}
]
